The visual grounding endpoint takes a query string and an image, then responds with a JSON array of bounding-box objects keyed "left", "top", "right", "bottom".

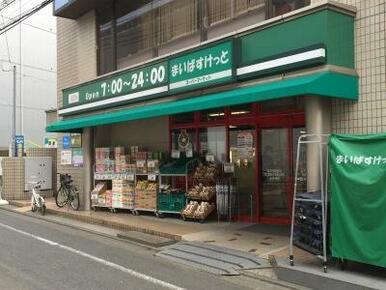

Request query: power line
[
  {"left": 0, "top": 0, "right": 53, "bottom": 36},
  {"left": 0, "top": 58, "right": 56, "bottom": 73},
  {"left": 0, "top": 0, "right": 18, "bottom": 13},
  {"left": 0, "top": 3, "right": 56, "bottom": 34},
  {"left": 0, "top": 12, "right": 11, "bottom": 63}
]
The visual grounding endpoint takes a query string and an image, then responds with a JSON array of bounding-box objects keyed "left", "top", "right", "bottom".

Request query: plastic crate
[{"left": 158, "top": 192, "right": 186, "bottom": 213}]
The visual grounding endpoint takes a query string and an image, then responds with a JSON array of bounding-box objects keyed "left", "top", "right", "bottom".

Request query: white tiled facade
[{"left": 327, "top": 0, "right": 386, "bottom": 134}]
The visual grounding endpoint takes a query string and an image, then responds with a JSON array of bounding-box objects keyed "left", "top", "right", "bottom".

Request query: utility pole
[{"left": 12, "top": 64, "right": 16, "bottom": 156}]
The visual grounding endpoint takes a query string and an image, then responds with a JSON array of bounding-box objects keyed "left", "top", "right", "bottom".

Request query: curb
[
  {"left": 43, "top": 207, "right": 182, "bottom": 241},
  {"left": 0, "top": 205, "right": 159, "bottom": 251},
  {"left": 8, "top": 200, "right": 30, "bottom": 207},
  {"left": 240, "top": 270, "right": 310, "bottom": 290}
]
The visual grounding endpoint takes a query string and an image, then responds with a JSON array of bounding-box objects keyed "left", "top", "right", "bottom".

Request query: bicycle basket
[{"left": 60, "top": 174, "right": 72, "bottom": 184}]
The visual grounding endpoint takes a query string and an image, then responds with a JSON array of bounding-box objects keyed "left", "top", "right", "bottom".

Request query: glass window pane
[
  {"left": 230, "top": 104, "right": 253, "bottom": 117},
  {"left": 172, "top": 113, "right": 195, "bottom": 124},
  {"left": 200, "top": 108, "right": 225, "bottom": 122},
  {"left": 229, "top": 125, "right": 256, "bottom": 219},
  {"left": 199, "top": 127, "right": 226, "bottom": 162},
  {"left": 159, "top": 0, "right": 199, "bottom": 44},
  {"left": 270, "top": 0, "right": 310, "bottom": 18},
  {"left": 207, "top": 0, "right": 232, "bottom": 25},
  {"left": 235, "top": 0, "right": 265, "bottom": 15},
  {"left": 97, "top": 5, "right": 114, "bottom": 75},
  {"left": 260, "top": 128, "right": 289, "bottom": 217},
  {"left": 115, "top": 0, "right": 154, "bottom": 61}
]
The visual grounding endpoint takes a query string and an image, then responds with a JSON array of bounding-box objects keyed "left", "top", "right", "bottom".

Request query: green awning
[{"left": 47, "top": 71, "right": 358, "bottom": 133}]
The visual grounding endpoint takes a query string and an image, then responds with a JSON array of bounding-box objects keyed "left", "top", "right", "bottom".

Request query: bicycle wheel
[
  {"left": 70, "top": 187, "right": 80, "bottom": 211},
  {"left": 56, "top": 186, "right": 68, "bottom": 208},
  {"left": 40, "top": 198, "right": 46, "bottom": 216}
]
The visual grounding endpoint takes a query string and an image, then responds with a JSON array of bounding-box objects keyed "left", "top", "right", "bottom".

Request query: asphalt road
[{"left": 0, "top": 209, "right": 287, "bottom": 290}]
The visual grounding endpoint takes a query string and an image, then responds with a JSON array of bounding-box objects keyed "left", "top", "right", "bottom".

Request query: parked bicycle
[
  {"left": 56, "top": 173, "right": 80, "bottom": 210},
  {"left": 29, "top": 180, "right": 46, "bottom": 216}
]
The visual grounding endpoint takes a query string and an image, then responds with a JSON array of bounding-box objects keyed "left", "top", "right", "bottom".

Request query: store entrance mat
[
  {"left": 117, "top": 231, "right": 176, "bottom": 247},
  {"left": 157, "top": 242, "right": 270, "bottom": 275}
]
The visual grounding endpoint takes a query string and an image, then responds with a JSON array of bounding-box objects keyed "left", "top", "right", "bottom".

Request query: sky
[{"left": 0, "top": 0, "right": 57, "bottom": 149}]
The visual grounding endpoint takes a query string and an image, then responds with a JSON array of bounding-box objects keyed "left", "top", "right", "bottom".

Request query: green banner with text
[
  {"left": 169, "top": 40, "right": 234, "bottom": 92},
  {"left": 62, "top": 61, "right": 168, "bottom": 111},
  {"left": 329, "top": 133, "right": 386, "bottom": 268}
]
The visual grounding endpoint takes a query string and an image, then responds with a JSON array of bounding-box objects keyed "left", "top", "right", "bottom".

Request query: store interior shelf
[{"left": 94, "top": 172, "right": 135, "bottom": 180}]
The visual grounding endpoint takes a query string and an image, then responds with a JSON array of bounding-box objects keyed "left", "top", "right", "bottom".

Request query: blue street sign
[
  {"left": 14, "top": 135, "right": 24, "bottom": 157},
  {"left": 63, "top": 135, "right": 71, "bottom": 149}
]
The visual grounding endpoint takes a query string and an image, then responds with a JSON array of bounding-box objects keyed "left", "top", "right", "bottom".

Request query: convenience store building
[{"left": 48, "top": 0, "right": 372, "bottom": 224}]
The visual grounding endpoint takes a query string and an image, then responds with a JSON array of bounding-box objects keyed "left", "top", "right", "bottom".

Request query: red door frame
[{"left": 169, "top": 106, "right": 305, "bottom": 224}]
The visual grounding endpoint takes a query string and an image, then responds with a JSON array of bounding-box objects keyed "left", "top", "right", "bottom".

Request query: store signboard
[
  {"left": 61, "top": 150, "right": 72, "bottom": 165},
  {"left": 236, "top": 132, "right": 254, "bottom": 159},
  {"left": 148, "top": 174, "right": 157, "bottom": 181},
  {"left": 72, "top": 148, "right": 84, "bottom": 167},
  {"left": 44, "top": 137, "right": 57, "bottom": 148},
  {"left": 171, "top": 150, "right": 180, "bottom": 159},
  {"left": 59, "top": 41, "right": 234, "bottom": 115},
  {"left": 70, "top": 133, "right": 82, "bottom": 148},
  {"left": 223, "top": 162, "right": 235, "bottom": 173},
  {"left": 206, "top": 154, "right": 215, "bottom": 162},
  {"left": 63, "top": 135, "right": 71, "bottom": 149},
  {"left": 60, "top": 61, "right": 168, "bottom": 115},
  {"left": 169, "top": 40, "right": 234, "bottom": 92}
]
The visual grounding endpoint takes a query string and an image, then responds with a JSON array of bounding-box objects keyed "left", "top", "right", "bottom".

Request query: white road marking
[{"left": 0, "top": 221, "right": 185, "bottom": 290}]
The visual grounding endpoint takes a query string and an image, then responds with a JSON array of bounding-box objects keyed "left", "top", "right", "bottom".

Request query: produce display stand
[
  {"left": 181, "top": 161, "right": 218, "bottom": 223},
  {"left": 132, "top": 172, "right": 159, "bottom": 216},
  {"left": 92, "top": 172, "right": 136, "bottom": 213},
  {"left": 157, "top": 158, "right": 197, "bottom": 217}
]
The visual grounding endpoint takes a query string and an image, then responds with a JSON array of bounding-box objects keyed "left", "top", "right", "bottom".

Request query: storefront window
[
  {"left": 199, "top": 127, "right": 227, "bottom": 162},
  {"left": 172, "top": 113, "right": 195, "bottom": 124},
  {"left": 200, "top": 108, "right": 225, "bottom": 122},
  {"left": 230, "top": 104, "right": 253, "bottom": 117}
]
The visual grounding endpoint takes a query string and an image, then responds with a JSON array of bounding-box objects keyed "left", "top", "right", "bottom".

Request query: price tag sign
[
  {"left": 171, "top": 149, "right": 180, "bottom": 159},
  {"left": 136, "top": 160, "right": 146, "bottom": 167},
  {"left": 147, "top": 160, "right": 155, "bottom": 167},
  {"left": 186, "top": 149, "right": 193, "bottom": 158},
  {"left": 148, "top": 174, "right": 157, "bottom": 181},
  {"left": 205, "top": 154, "right": 215, "bottom": 162},
  {"left": 223, "top": 162, "right": 235, "bottom": 173},
  {"left": 127, "top": 174, "right": 135, "bottom": 181}
]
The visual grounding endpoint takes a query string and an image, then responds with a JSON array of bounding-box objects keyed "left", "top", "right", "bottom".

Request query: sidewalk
[
  {"left": 5, "top": 198, "right": 386, "bottom": 290},
  {"left": 8, "top": 198, "right": 290, "bottom": 256}
]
